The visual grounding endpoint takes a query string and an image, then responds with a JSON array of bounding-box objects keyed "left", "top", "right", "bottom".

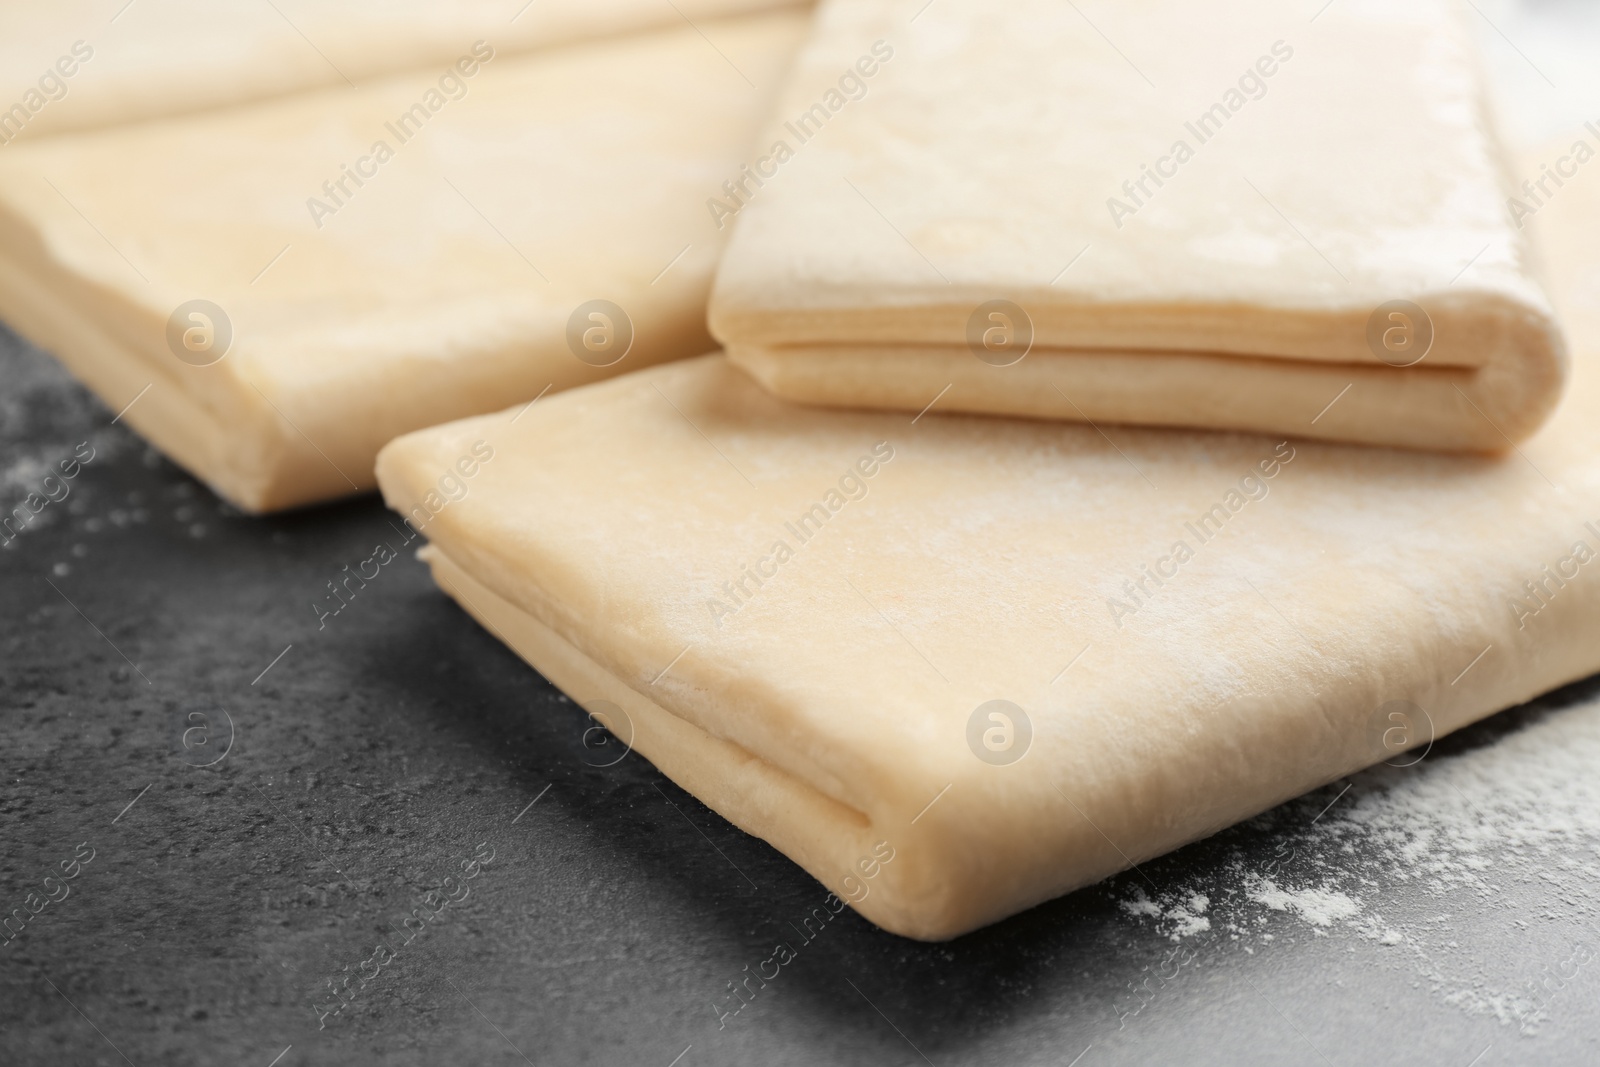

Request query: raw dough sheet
[
  {"left": 709, "top": 0, "right": 1567, "bottom": 452},
  {"left": 0, "top": 13, "right": 807, "bottom": 511},
  {"left": 0, "top": 0, "right": 802, "bottom": 142},
  {"left": 376, "top": 136, "right": 1600, "bottom": 939}
]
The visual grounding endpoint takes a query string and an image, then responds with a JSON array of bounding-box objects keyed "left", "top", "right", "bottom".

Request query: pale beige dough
[
  {"left": 0, "top": 0, "right": 803, "bottom": 143},
  {"left": 376, "top": 142, "right": 1600, "bottom": 939},
  {"left": 0, "top": 14, "right": 807, "bottom": 511},
  {"left": 709, "top": 0, "right": 1566, "bottom": 452}
]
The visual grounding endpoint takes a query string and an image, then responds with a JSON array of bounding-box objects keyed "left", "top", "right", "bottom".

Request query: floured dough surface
[
  {"left": 709, "top": 0, "right": 1565, "bottom": 451},
  {"left": 0, "top": 0, "right": 803, "bottom": 142},
  {"left": 0, "top": 14, "right": 806, "bottom": 511},
  {"left": 375, "top": 150, "right": 1600, "bottom": 938}
]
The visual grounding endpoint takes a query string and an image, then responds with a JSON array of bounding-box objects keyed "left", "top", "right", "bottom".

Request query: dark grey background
[{"left": 4, "top": 316, "right": 1600, "bottom": 1067}]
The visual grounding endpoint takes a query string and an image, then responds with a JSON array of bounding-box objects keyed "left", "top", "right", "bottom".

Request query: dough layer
[
  {"left": 377, "top": 352, "right": 1600, "bottom": 939},
  {"left": 0, "top": 0, "right": 803, "bottom": 143},
  {"left": 709, "top": 0, "right": 1566, "bottom": 451},
  {"left": 0, "top": 14, "right": 807, "bottom": 511},
  {"left": 374, "top": 141, "right": 1600, "bottom": 936},
  {"left": 418, "top": 545, "right": 903, "bottom": 925}
]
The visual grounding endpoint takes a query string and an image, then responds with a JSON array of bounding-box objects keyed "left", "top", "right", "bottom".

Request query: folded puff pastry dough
[
  {"left": 0, "top": 13, "right": 807, "bottom": 511},
  {"left": 708, "top": 0, "right": 1567, "bottom": 453},
  {"left": 0, "top": 0, "right": 803, "bottom": 142},
  {"left": 376, "top": 136, "right": 1600, "bottom": 940}
]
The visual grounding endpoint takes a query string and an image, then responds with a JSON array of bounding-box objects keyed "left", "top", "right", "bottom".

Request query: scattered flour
[
  {"left": 1245, "top": 879, "right": 1360, "bottom": 928},
  {"left": 1113, "top": 679, "right": 1600, "bottom": 1034},
  {"left": 1121, "top": 888, "right": 1211, "bottom": 939},
  {"left": 2, "top": 454, "right": 50, "bottom": 491}
]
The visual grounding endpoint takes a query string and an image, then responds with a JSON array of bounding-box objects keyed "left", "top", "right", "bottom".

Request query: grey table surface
[
  {"left": 6, "top": 326, "right": 1600, "bottom": 1067},
  {"left": 8, "top": 3, "right": 1600, "bottom": 1063}
]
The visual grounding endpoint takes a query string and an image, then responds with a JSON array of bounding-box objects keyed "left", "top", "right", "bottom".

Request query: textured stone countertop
[{"left": 7, "top": 315, "right": 1600, "bottom": 1066}]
